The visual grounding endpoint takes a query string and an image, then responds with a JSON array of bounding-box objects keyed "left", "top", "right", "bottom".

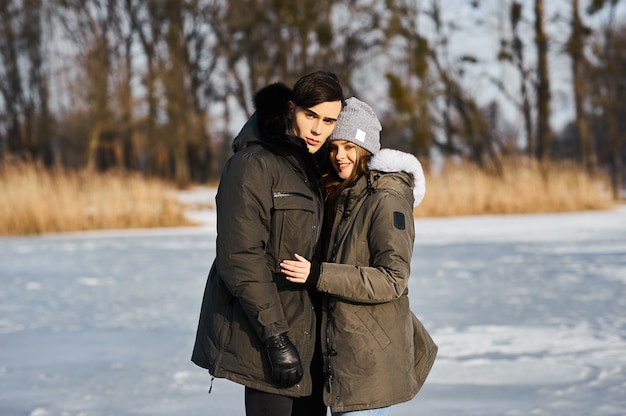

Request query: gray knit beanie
[{"left": 329, "top": 97, "right": 381, "bottom": 155}]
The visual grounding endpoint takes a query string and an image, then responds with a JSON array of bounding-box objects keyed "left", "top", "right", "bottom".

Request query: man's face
[{"left": 289, "top": 101, "right": 342, "bottom": 154}]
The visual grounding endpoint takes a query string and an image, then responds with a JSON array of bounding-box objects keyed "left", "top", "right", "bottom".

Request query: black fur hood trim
[
  {"left": 254, "top": 82, "right": 293, "bottom": 140},
  {"left": 232, "top": 82, "right": 302, "bottom": 153}
]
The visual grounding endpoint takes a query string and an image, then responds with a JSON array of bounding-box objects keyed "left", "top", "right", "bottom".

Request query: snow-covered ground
[{"left": 1, "top": 187, "right": 625, "bottom": 416}]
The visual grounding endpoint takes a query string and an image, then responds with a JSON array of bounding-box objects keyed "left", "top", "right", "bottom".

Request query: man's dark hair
[{"left": 292, "top": 71, "right": 345, "bottom": 109}]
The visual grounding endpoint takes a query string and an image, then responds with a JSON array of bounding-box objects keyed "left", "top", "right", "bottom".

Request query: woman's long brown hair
[{"left": 321, "top": 144, "right": 372, "bottom": 243}]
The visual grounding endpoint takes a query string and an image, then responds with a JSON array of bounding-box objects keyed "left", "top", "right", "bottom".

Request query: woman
[
  {"left": 281, "top": 98, "right": 437, "bottom": 415},
  {"left": 192, "top": 71, "right": 344, "bottom": 416}
]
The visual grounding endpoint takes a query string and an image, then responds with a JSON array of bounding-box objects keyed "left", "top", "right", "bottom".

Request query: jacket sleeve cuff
[
  {"left": 307, "top": 260, "right": 321, "bottom": 288},
  {"left": 257, "top": 306, "right": 289, "bottom": 341}
]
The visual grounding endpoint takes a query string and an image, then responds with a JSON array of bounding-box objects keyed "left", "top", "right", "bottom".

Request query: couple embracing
[{"left": 192, "top": 71, "right": 437, "bottom": 416}]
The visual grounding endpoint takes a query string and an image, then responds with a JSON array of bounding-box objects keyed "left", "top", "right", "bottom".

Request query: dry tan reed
[
  {"left": 0, "top": 158, "right": 616, "bottom": 235},
  {"left": 415, "top": 158, "right": 615, "bottom": 217},
  {"left": 0, "top": 162, "right": 194, "bottom": 235}
]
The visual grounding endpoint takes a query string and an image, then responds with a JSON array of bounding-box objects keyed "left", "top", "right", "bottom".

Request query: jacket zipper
[{"left": 272, "top": 191, "right": 313, "bottom": 200}]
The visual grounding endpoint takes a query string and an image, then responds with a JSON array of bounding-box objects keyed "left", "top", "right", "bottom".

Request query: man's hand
[{"left": 264, "top": 333, "right": 303, "bottom": 388}]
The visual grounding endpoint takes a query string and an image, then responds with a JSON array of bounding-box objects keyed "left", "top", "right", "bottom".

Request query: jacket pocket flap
[{"left": 273, "top": 192, "right": 314, "bottom": 211}]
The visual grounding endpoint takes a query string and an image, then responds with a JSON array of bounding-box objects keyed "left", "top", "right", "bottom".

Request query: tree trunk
[
  {"left": 509, "top": 1, "right": 534, "bottom": 156},
  {"left": 570, "top": 0, "right": 596, "bottom": 171},
  {"left": 534, "top": 0, "right": 552, "bottom": 160},
  {"left": 86, "top": 122, "right": 103, "bottom": 172}
]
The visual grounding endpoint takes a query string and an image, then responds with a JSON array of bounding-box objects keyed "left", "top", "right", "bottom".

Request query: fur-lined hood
[
  {"left": 368, "top": 149, "right": 426, "bottom": 208},
  {"left": 232, "top": 83, "right": 298, "bottom": 153}
]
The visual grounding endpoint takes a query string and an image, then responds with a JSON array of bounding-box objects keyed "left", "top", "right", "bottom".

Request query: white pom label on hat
[{"left": 354, "top": 128, "right": 366, "bottom": 143}]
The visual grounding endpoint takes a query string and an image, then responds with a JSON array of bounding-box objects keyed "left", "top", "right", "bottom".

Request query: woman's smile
[{"left": 330, "top": 140, "right": 359, "bottom": 180}]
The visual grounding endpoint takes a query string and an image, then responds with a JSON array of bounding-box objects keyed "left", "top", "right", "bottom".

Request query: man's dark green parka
[{"left": 191, "top": 83, "right": 324, "bottom": 396}]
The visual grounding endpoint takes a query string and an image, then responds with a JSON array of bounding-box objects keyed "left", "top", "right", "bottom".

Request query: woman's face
[
  {"left": 289, "top": 101, "right": 343, "bottom": 154},
  {"left": 329, "top": 140, "right": 359, "bottom": 181}
]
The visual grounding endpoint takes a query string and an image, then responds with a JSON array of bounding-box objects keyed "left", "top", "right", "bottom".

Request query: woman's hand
[{"left": 280, "top": 253, "right": 311, "bottom": 284}]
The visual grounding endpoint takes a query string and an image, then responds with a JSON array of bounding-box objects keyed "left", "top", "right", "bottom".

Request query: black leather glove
[{"left": 264, "top": 333, "right": 303, "bottom": 388}]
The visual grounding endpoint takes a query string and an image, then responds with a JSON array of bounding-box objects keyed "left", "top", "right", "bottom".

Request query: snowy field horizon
[{"left": 1, "top": 188, "right": 625, "bottom": 415}]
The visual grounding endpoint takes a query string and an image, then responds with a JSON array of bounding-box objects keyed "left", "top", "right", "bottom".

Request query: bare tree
[
  {"left": 210, "top": 0, "right": 331, "bottom": 114},
  {"left": 588, "top": 0, "right": 624, "bottom": 199},
  {"left": 0, "top": 0, "right": 52, "bottom": 164},
  {"left": 534, "top": 0, "right": 553, "bottom": 160},
  {"left": 55, "top": 0, "right": 120, "bottom": 171},
  {"left": 123, "top": 0, "right": 220, "bottom": 183},
  {"left": 210, "top": 0, "right": 387, "bottom": 118},
  {"left": 496, "top": 1, "right": 535, "bottom": 157},
  {"left": 384, "top": 0, "right": 504, "bottom": 171},
  {"left": 383, "top": 0, "right": 435, "bottom": 158},
  {"left": 567, "top": 0, "right": 597, "bottom": 171}
]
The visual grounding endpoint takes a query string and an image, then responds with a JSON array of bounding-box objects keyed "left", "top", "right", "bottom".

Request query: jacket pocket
[
  {"left": 355, "top": 306, "right": 392, "bottom": 351},
  {"left": 272, "top": 192, "right": 317, "bottom": 266}
]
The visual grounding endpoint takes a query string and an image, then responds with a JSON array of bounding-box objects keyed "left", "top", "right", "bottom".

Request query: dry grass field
[
  {"left": 0, "top": 159, "right": 616, "bottom": 235},
  {"left": 415, "top": 158, "right": 615, "bottom": 217},
  {"left": 0, "top": 162, "right": 194, "bottom": 236}
]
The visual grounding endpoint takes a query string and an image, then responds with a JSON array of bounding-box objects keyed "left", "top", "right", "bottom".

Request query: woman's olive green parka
[{"left": 317, "top": 149, "right": 437, "bottom": 412}]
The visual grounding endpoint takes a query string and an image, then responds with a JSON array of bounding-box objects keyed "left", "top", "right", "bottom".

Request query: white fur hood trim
[{"left": 368, "top": 148, "right": 426, "bottom": 208}]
